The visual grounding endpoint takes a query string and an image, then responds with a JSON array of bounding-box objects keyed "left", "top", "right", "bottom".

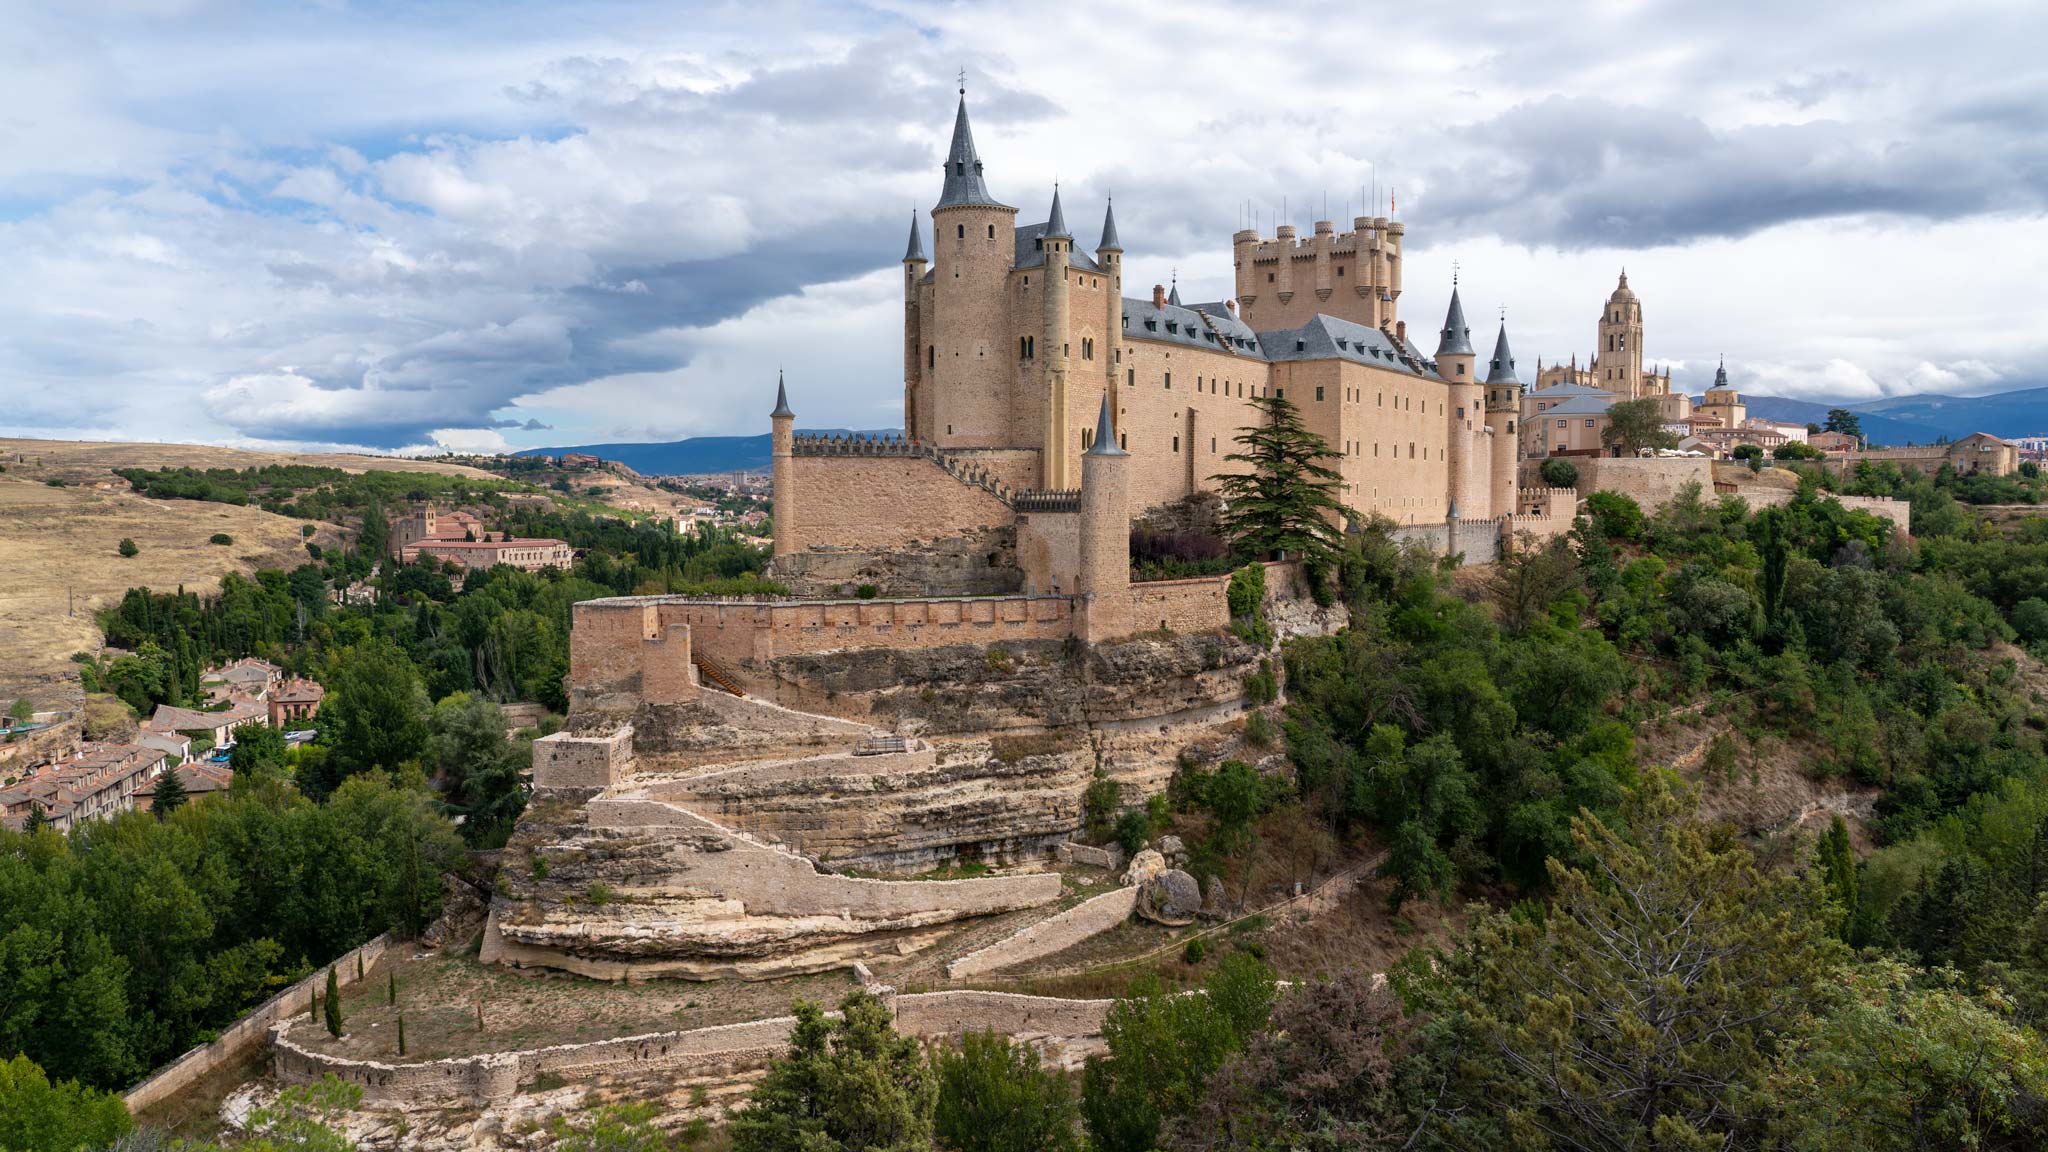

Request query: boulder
[
  {"left": 1157, "top": 835, "right": 1187, "bottom": 866},
  {"left": 1199, "top": 875, "right": 1229, "bottom": 920},
  {"left": 1123, "top": 848, "right": 1167, "bottom": 888},
  {"left": 1139, "top": 869, "right": 1203, "bottom": 926}
]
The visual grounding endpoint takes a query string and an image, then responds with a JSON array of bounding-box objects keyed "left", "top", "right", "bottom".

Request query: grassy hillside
[{"left": 0, "top": 440, "right": 490, "bottom": 710}]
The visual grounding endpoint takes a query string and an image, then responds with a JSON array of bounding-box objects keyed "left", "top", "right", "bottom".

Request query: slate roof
[
  {"left": 1538, "top": 396, "right": 1614, "bottom": 416},
  {"left": 1043, "top": 186, "right": 1070, "bottom": 239},
  {"left": 1436, "top": 287, "right": 1474, "bottom": 356},
  {"left": 1524, "top": 381, "right": 1615, "bottom": 400},
  {"left": 902, "top": 213, "right": 925, "bottom": 263},
  {"left": 1085, "top": 394, "right": 1126, "bottom": 456},
  {"left": 936, "top": 95, "right": 1011, "bottom": 211},
  {"left": 1015, "top": 222, "right": 1103, "bottom": 272},
  {"left": 1122, "top": 297, "right": 1265, "bottom": 357},
  {"left": 1485, "top": 323, "right": 1519, "bottom": 385},
  {"left": 1261, "top": 314, "right": 1437, "bottom": 377},
  {"left": 1097, "top": 201, "right": 1121, "bottom": 251}
]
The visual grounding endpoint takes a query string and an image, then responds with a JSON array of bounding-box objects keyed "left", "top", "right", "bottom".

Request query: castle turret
[
  {"left": 902, "top": 211, "right": 928, "bottom": 440},
  {"left": 1485, "top": 321, "right": 1522, "bottom": 520},
  {"left": 1041, "top": 185, "right": 1074, "bottom": 489},
  {"left": 1598, "top": 269, "right": 1643, "bottom": 398},
  {"left": 770, "top": 372, "right": 795, "bottom": 558},
  {"left": 1078, "top": 395, "right": 1130, "bottom": 643},
  {"left": 1096, "top": 200, "right": 1123, "bottom": 433},
  {"left": 1436, "top": 282, "right": 1482, "bottom": 519},
  {"left": 929, "top": 89, "right": 1017, "bottom": 449}
]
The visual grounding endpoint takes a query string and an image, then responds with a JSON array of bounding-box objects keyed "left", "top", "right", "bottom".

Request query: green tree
[
  {"left": 209, "top": 533, "right": 234, "bottom": 546},
  {"left": 0, "top": 1054, "right": 132, "bottom": 1152},
  {"left": 549, "top": 1102, "right": 675, "bottom": 1152},
  {"left": 1445, "top": 781, "right": 1844, "bottom": 1150},
  {"left": 1759, "top": 961, "right": 2048, "bottom": 1150},
  {"left": 729, "top": 990, "right": 937, "bottom": 1152},
  {"left": 2010, "top": 596, "right": 2048, "bottom": 644},
  {"left": 934, "top": 1029, "right": 1080, "bottom": 1152},
  {"left": 149, "top": 768, "right": 187, "bottom": 818},
  {"left": 323, "top": 968, "right": 342, "bottom": 1038},
  {"left": 1538, "top": 457, "right": 1579, "bottom": 488},
  {"left": 1599, "top": 398, "right": 1679, "bottom": 456},
  {"left": 427, "top": 693, "right": 527, "bottom": 847},
  {"left": 228, "top": 721, "right": 288, "bottom": 783},
  {"left": 1824, "top": 408, "right": 1863, "bottom": 440},
  {"left": 1082, "top": 954, "right": 1277, "bottom": 1152},
  {"left": 117, "top": 538, "right": 138, "bottom": 558},
  {"left": 1213, "top": 394, "right": 1347, "bottom": 582},
  {"left": 1817, "top": 815, "right": 1858, "bottom": 941},
  {"left": 6, "top": 698, "right": 31, "bottom": 726},
  {"left": 311, "top": 639, "right": 429, "bottom": 796}
]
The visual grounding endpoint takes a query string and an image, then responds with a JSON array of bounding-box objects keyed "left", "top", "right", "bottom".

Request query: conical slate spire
[
  {"left": 902, "top": 211, "right": 925, "bottom": 263},
  {"left": 936, "top": 94, "right": 1009, "bottom": 210},
  {"left": 1044, "top": 185, "right": 1070, "bottom": 239},
  {"left": 1167, "top": 277, "right": 1182, "bottom": 307},
  {"left": 1085, "top": 393, "right": 1125, "bottom": 456},
  {"left": 1096, "top": 199, "right": 1121, "bottom": 252},
  {"left": 1485, "top": 322, "right": 1518, "bottom": 384},
  {"left": 1713, "top": 355, "right": 1728, "bottom": 388},
  {"left": 770, "top": 371, "right": 794, "bottom": 419},
  {"left": 1436, "top": 286, "right": 1473, "bottom": 356}
]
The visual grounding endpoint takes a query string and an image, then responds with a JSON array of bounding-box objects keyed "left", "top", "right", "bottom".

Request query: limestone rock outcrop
[
  {"left": 1138, "top": 869, "right": 1202, "bottom": 926},
  {"left": 1123, "top": 849, "right": 1166, "bottom": 888}
]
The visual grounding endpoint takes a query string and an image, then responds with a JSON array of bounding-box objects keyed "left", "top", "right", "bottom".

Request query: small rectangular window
[
  {"left": 957, "top": 224, "right": 965, "bottom": 238},
  {"left": 1172, "top": 436, "right": 1179, "bottom": 452},
  {"left": 988, "top": 224, "right": 995, "bottom": 238},
  {"left": 1164, "top": 373, "right": 1171, "bottom": 389},
  {"left": 1316, "top": 387, "right": 1324, "bottom": 401}
]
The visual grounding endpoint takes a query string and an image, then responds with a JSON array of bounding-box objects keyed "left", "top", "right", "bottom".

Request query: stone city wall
[
  {"left": 1727, "top": 486, "right": 1912, "bottom": 533},
  {"left": 568, "top": 601, "right": 699, "bottom": 710},
  {"left": 271, "top": 990, "right": 1115, "bottom": 1105},
  {"left": 125, "top": 934, "right": 392, "bottom": 1115},
  {"left": 1570, "top": 456, "right": 1716, "bottom": 508},
  {"left": 1015, "top": 509, "right": 1082, "bottom": 596},
  {"left": 946, "top": 887, "right": 1140, "bottom": 978}
]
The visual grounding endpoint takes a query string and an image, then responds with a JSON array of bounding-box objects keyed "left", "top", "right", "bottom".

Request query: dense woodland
[{"left": 4, "top": 420, "right": 2048, "bottom": 1148}]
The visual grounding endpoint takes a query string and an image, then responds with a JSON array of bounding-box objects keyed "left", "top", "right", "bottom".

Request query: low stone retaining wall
[
  {"left": 946, "top": 887, "right": 1140, "bottom": 979},
  {"left": 270, "top": 990, "right": 1114, "bottom": 1105},
  {"left": 125, "top": 934, "right": 392, "bottom": 1115}
]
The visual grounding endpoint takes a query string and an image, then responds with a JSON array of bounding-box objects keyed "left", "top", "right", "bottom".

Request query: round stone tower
[
  {"left": 1041, "top": 186, "right": 1073, "bottom": 489},
  {"left": 902, "top": 211, "right": 928, "bottom": 441},
  {"left": 928, "top": 89, "right": 1017, "bottom": 448},
  {"left": 1096, "top": 201, "right": 1123, "bottom": 435},
  {"left": 1078, "top": 395, "right": 1130, "bottom": 644},
  {"left": 770, "top": 372, "right": 795, "bottom": 559},
  {"left": 1485, "top": 321, "right": 1522, "bottom": 520},
  {"left": 1435, "top": 281, "right": 1484, "bottom": 519}
]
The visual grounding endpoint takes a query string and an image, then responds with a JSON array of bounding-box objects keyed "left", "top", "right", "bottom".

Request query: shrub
[
  {"left": 301, "top": 523, "right": 317, "bottom": 536},
  {"left": 117, "top": 538, "right": 138, "bottom": 557},
  {"left": 934, "top": 1029, "right": 1080, "bottom": 1152},
  {"left": 855, "top": 583, "right": 880, "bottom": 599},
  {"left": 1182, "top": 937, "right": 1209, "bottom": 965},
  {"left": 305, "top": 541, "right": 323, "bottom": 560},
  {"left": 1114, "top": 808, "right": 1151, "bottom": 858},
  {"left": 209, "top": 532, "right": 234, "bottom": 545},
  {"left": 586, "top": 882, "right": 614, "bottom": 907},
  {"left": 1083, "top": 775, "right": 1123, "bottom": 842},
  {"left": 1244, "top": 658, "right": 1277, "bottom": 705},
  {"left": 1227, "top": 564, "right": 1271, "bottom": 648},
  {"left": 1244, "top": 709, "right": 1274, "bottom": 748},
  {"left": 1539, "top": 458, "right": 1579, "bottom": 488},
  {"left": 2012, "top": 597, "right": 2048, "bottom": 645}
]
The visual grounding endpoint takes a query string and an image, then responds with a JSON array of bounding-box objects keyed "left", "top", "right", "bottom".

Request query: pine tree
[
  {"left": 1212, "top": 394, "right": 1347, "bottom": 581},
  {"left": 150, "top": 767, "right": 188, "bottom": 818},
  {"left": 1817, "top": 814, "right": 1859, "bottom": 941},
  {"left": 21, "top": 801, "right": 46, "bottom": 833},
  {"left": 323, "top": 968, "right": 343, "bottom": 1038}
]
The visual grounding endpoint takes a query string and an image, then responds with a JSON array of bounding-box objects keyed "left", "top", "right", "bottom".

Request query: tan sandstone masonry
[
  {"left": 946, "top": 886, "right": 1141, "bottom": 979},
  {"left": 124, "top": 934, "right": 392, "bottom": 1115},
  {"left": 271, "top": 990, "right": 1115, "bottom": 1105}
]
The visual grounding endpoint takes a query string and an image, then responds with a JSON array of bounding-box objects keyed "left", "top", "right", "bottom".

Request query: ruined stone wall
[
  {"left": 568, "top": 601, "right": 698, "bottom": 712},
  {"left": 270, "top": 991, "right": 1114, "bottom": 1106},
  {"left": 946, "top": 887, "right": 1139, "bottom": 978},
  {"left": 125, "top": 935, "right": 392, "bottom": 1115}
]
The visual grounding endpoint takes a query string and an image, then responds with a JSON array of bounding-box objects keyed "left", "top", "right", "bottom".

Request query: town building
[
  {"left": 1810, "top": 430, "right": 1861, "bottom": 452},
  {"left": 390, "top": 506, "right": 574, "bottom": 572},
  {"left": 268, "top": 679, "right": 325, "bottom": 727},
  {"left": 0, "top": 742, "right": 170, "bottom": 832},
  {"left": 147, "top": 700, "right": 268, "bottom": 748},
  {"left": 1531, "top": 274, "right": 1685, "bottom": 422},
  {"left": 1695, "top": 360, "right": 1747, "bottom": 431},
  {"left": 203, "top": 657, "right": 281, "bottom": 700}
]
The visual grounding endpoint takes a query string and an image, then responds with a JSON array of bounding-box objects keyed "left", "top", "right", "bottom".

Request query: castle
[{"left": 768, "top": 90, "right": 1574, "bottom": 619}]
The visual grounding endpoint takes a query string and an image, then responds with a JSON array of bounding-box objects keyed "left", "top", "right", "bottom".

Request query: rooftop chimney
[
  {"left": 1152, "top": 283, "right": 1166, "bottom": 308},
  {"left": 1395, "top": 320, "right": 1407, "bottom": 345},
  {"left": 1225, "top": 298, "right": 1238, "bottom": 313}
]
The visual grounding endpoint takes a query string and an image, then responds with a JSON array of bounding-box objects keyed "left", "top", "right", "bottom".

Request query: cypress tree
[
  {"left": 324, "top": 968, "right": 344, "bottom": 1038},
  {"left": 150, "top": 767, "right": 188, "bottom": 818},
  {"left": 397, "top": 1012, "right": 406, "bottom": 1057},
  {"left": 387, "top": 970, "right": 397, "bottom": 1006}
]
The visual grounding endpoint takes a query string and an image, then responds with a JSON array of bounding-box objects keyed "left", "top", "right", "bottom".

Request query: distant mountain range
[
  {"left": 1741, "top": 385, "right": 2047, "bottom": 446},
  {"left": 515, "top": 430, "right": 895, "bottom": 476},
  {"left": 518, "top": 387, "right": 2045, "bottom": 476}
]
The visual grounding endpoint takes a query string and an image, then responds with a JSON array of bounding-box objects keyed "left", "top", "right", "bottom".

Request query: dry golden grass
[{"left": 0, "top": 439, "right": 491, "bottom": 710}]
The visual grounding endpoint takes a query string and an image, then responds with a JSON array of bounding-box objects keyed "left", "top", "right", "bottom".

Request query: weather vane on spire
[
  {"left": 1452, "top": 258, "right": 1459, "bottom": 286},
  {"left": 957, "top": 68, "right": 966, "bottom": 95}
]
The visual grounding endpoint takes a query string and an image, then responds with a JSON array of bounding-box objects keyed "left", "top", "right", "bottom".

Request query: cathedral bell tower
[{"left": 1598, "top": 270, "right": 1643, "bottom": 398}]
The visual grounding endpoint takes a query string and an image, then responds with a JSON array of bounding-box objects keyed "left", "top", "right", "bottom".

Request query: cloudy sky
[{"left": 4, "top": 0, "right": 2044, "bottom": 454}]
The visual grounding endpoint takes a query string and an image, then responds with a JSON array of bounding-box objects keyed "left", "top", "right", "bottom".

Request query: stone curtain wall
[
  {"left": 1570, "top": 456, "right": 1716, "bottom": 508},
  {"left": 568, "top": 601, "right": 699, "bottom": 710},
  {"left": 783, "top": 453, "right": 1016, "bottom": 553},
  {"left": 125, "top": 934, "right": 392, "bottom": 1115},
  {"left": 531, "top": 727, "right": 633, "bottom": 794},
  {"left": 1127, "top": 572, "right": 1234, "bottom": 635},
  {"left": 271, "top": 990, "right": 1116, "bottom": 1105},
  {"left": 946, "top": 887, "right": 1140, "bottom": 978}
]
